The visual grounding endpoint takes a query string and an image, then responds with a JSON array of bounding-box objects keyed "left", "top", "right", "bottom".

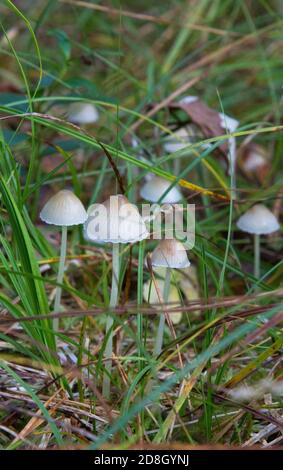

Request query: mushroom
[
  {"left": 40, "top": 190, "right": 87, "bottom": 328},
  {"left": 68, "top": 102, "right": 99, "bottom": 124},
  {"left": 243, "top": 149, "right": 266, "bottom": 172},
  {"left": 163, "top": 125, "right": 198, "bottom": 153},
  {"left": 163, "top": 125, "right": 201, "bottom": 174},
  {"left": 150, "top": 238, "right": 190, "bottom": 356},
  {"left": 151, "top": 264, "right": 200, "bottom": 314},
  {"left": 240, "top": 143, "right": 269, "bottom": 183},
  {"left": 140, "top": 175, "right": 182, "bottom": 204},
  {"left": 84, "top": 194, "right": 148, "bottom": 398},
  {"left": 143, "top": 277, "right": 182, "bottom": 325},
  {"left": 178, "top": 265, "right": 200, "bottom": 312},
  {"left": 236, "top": 204, "right": 280, "bottom": 278}
]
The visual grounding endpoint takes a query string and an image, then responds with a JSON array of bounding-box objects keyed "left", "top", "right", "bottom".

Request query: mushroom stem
[
  {"left": 102, "top": 242, "right": 120, "bottom": 398},
  {"left": 53, "top": 225, "right": 68, "bottom": 330},
  {"left": 174, "top": 156, "right": 180, "bottom": 175},
  {"left": 137, "top": 240, "right": 145, "bottom": 361},
  {"left": 254, "top": 233, "right": 260, "bottom": 279},
  {"left": 153, "top": 266, "right": 171, "bottom": 357}
]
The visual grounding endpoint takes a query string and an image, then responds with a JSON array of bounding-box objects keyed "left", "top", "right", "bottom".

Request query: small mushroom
[
  {"left": 243, "top": 148, "right": 266, "bottom": 171},
  {"left": 150, "top": 238, "right": 190, "bottom": 356},
  {"left": 152, "top": 265, "right": 200, "bottom": 313},
  {"left": 140, "top": 175, "right": 182, "bottom": 204},
  {"left": 163, "top": 126, "right": 197, "bottom": 153},
  {"left": 236, "top": 204, "right": 280, "bottom": 278},
  {"left": 84, "top": 194, "right": 148, "bottom": 398},
  {"left": 151, "top": 238, "right": 190, "bottom": 269},
  {"left": 143, "top": 278, "right": 182, "bottom": 325},
  {"left": 68, "top": 102, "right": 99, "bottom": 124},
  {"left": 240, "top": 144, "right": 269, "bottom": 183},
  {"left": 164, "top": 125, "right": 201, "bottom": 175},
  {"left": 40, "top": 190, "right": 87, "bottom": 328},
  {"left": 85, "top": 194, "right": 149, "bottom": 244}
]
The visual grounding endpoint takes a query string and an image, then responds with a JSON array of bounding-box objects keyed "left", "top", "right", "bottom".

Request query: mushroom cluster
[
  {"left": 40, "top": 177, "right": 282, "bottom": 402},
  {"left": 39, "top": 183, "right": 191, "bottom": 398}
]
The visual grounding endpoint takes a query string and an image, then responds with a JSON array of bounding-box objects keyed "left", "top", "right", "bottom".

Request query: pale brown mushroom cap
[
  {"left": 151, "top": 238, "right": 190, "bottom": 269},
  {"left": 244, "top": 151, "right": 266, "bottom": 171}
]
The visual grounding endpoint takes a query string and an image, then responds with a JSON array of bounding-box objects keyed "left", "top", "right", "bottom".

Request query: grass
[{"left": 0, "top": 0, "right": 283, "bottom": 450}]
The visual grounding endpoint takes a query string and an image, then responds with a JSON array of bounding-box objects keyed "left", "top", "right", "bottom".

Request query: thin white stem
[
  {"left": 102, "top": 243, "right": 120, "bottom": 399},
  {"left": 254, "top": 233, "right": 260, "bottom": 279},
  {"left": 53, "top": 225, "right": 67, "bottom": 331},
  {"left": 174, "top": 157, "right": 180, "bottom": 176},
  {"left": 153, "top": 267, "right": 171, "bottom": 357}
]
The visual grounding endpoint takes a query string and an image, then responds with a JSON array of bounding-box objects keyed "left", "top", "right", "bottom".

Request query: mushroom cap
[
  {"left": 243, "top": 150, "right": 266, "bottom": 172},
  {"left": 84, "top": 194, "right": 149, "bottom": 244},
  {"left": 241, "top": 144, "right": 268, "bottom": 174},
  {"left": 40, "top": 190, "right": 87, "bottom": 226},
  {"left": 151, "top": 238, "right": 190, "bottom": 269},
  {"left": 163, "top": 127, "right": 192, "bottom": 153},
  {"left": 237, "top": 204, "right": 280, "bottom": 235},
  {"left": 244, "top": 152, "right": 266, "bottom": 171},
  {"left": 140, "top": 175, "right": 182, "bottom": 203},
  {"left": 143, "top": 278, "right": 182, "bottom": 324},
  {"left": 68, "top": 102, "right": 99, "bottom": 124}
]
